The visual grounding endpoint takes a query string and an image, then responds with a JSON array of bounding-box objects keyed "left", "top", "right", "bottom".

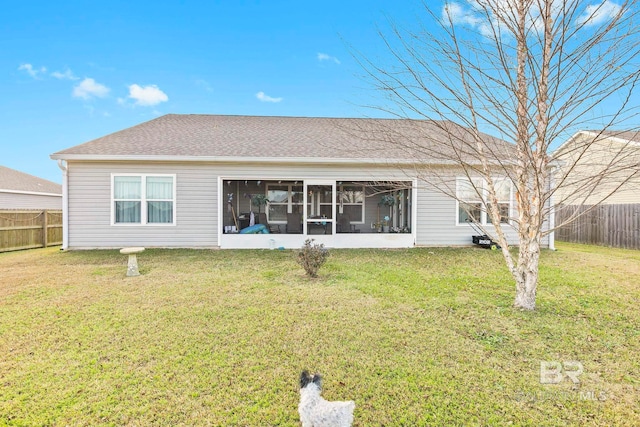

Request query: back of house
[{"left": 50, "top": 114, "right": 543, "bottom": 250}]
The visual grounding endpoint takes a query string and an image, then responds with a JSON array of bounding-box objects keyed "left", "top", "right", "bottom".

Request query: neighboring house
[
  {"left": 0, "top": 165, "right": 62, "bottom": 210},
  {"left": 552, "top": 130, "right": 640, "bottom": 249},
  {"left": 553, "top": 130, "right": 640, "bottom": 205},
  {"left": 50, "top": 114, "right": 548, "bottom": 250}
]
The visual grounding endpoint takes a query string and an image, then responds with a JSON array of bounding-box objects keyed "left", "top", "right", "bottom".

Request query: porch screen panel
[
  {"left": 267, "top": 185, "right": 289, "bottom": 221},
  {"left": 267, "top": 184, "right": 304, "bottom": 221},
  {"left": 340, "top": 186, "right": 364, "bottom": 222},
  {"left": 291, "top": 185, "right": 303, "bottom": 213},
  {"left": 114, "top": 176, "right": 142, "bottom": 223},
  {"left": 318, "top": 187, "right": 333, "bottom": 218}
]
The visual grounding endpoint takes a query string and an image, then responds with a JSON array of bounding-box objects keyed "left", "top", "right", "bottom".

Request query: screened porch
[{"left": 219, "top": 179, "right": 415, "bottom": 249}]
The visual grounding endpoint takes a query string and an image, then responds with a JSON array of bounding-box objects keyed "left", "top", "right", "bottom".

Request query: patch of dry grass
[{"left": 0, "top": 243, "right": 639, "bottom": 426}]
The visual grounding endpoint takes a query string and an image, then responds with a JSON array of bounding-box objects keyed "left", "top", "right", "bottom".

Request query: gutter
[
  {"left": 48, "top": 154, "right": 517, "bottom": 168},
  {"left": 49, "top": 154, "right": 432, "bottom": 165},
  {"left": 0, "top": 189, "right": 62, "bottom": 197}
]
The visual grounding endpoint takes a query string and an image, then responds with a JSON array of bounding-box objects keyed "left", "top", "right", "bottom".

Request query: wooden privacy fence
[
  {"left": 555, "top": 204, "right": 640, "bottom": 250},
  {"left": 0, "top": 210, "right": 63, "bottom": 252}
]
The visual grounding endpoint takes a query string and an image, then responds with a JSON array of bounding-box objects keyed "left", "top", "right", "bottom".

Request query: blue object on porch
[{"left": 239, "top": 224, "right": 269, "bottom": 234}]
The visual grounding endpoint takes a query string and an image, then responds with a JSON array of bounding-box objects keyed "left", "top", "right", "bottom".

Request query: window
[
  {"left": 487, "top": 179, "right": 511, "bottom": 225},
  {"left": 267, "top": 184, "right": 303, "bottom": 222},
  {"left": 113, "top": 174, "right": 175, "bottom": 225},
  {"left": 456, "top": 177, "right": 512, "bottom": 225},
  {"left": 457, "top": 178, "right": 483, "bottom": 224},
  {"left": 114, "top": 176, "right": 142, "bottom": 223},
  {"left": 338, "top": 185, "right": 365, "bottom": 222}
]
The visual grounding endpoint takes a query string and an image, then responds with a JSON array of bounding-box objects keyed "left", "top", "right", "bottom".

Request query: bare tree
[{"left": 356, "top": 0, "right": 640, "bottom": 310}]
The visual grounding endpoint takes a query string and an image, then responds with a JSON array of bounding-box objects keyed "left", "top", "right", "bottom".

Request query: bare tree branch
[{"left": 351, "top": 0, "right": 640, "bottom": 310}]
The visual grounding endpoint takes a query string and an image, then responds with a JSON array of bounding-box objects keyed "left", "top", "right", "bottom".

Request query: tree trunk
[{"left": 513, "top": 237, "right": 540, "bottom": 310}]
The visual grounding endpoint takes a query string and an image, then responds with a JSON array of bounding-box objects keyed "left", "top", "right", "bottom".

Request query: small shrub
[{"left": 296, "top": 239, "right": 330, "bottom": 278}]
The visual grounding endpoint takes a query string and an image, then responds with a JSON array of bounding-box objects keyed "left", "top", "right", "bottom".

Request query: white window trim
[
  {"left": 111, "top": 173, "right": 177, "bottom": 226},
  {"left": 456, "top": 177, "right": 513, "bottom": 226}
]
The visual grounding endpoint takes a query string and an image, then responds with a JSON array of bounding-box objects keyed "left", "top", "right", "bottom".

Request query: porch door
[{"left": 304, "top": 181, "right": 335, "bottom": 235}]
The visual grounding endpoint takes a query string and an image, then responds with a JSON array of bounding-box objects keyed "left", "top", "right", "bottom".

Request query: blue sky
[
  {"left": 3, "top": 0, "right": 420, "bottom": 184},
  {"left": 1, "top": 1, "right": 633, "bottom": 185}
]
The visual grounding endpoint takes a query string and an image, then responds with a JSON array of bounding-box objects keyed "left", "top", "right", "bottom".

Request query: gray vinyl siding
[
  {"left": 67, "top": 162, "right": 217, "bottom": 249},
  {"left": 414, "top": 172, "right": 550, "bottom": 248},
  {"left": 65, "top": 160, "right": 548, "bottom": 249},
  {"left": 554, "top": 135, "right": 640, "bottom": 205},
  {"left": 414, "top": 178, "right": 522, "bottom": 247},
  {"left": 0, "top": 192, "right": 62, "bottom": 210}
]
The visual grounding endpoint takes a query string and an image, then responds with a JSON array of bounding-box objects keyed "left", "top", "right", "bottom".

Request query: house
[
  {"left": 552, "top": 130, "right": 640, "bottom": 249},
  {"left": 553, "top": 130, "right": 640, "bottom": 205},
  {"left": 50, "top": 114, "right": 545, "bottom": 250},
  {"left": 0, "top": 165, "right": 62, "bottom": 210}
]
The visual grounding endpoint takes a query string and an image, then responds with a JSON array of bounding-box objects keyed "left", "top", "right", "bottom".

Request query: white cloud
[
  {"left": 317, "top": 53, "right": 341, "bottom": 64},
  {"left": 577, "top": 1, "right": 622, "bottom": 26},
  {"left": 18, "top": 63, "right": 47, "bottom": 79},
  {"left": 442, "top": 2, "right": 499, "bottom": 37},
  {"left": 442, "top": 0, "right": 566, "bottom": 37},
  {"left": 443, "top": 0, "right": 623, "bottom": 35},
  {"left": 195, "top": 79, "right": 214, "bottom": 93},
  {"left": 127, "top": 84, "right": 169, "bottom": 106},
  {"left": 51, "top": 68, "right": 78, "bottom": 80},
  {"left": 73, "top": 78, "right": 110, "bottom": 99},
  {"left": 443, "top": 2, "right": 482, "bottom": 27},
  {"left": 256, "top": 91, "right": 283, "bottom": 103}
]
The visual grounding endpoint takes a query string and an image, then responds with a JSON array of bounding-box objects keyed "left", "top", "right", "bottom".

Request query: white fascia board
[
  {"left": 48, "top": 154, "right": 509, "bottom": 167},
  {"left": 553, "top": 130, "right": 640, "bottom": 158},
  {"left": 604, "top": 135, "right": 640, "bottom": 147},
  {"left": 552, "top": 131, "right": 591, "bottom": 157},
  {"left": 0, "top": 189, "right": 62, "bottom": 197},
  {"left": 50, "top": 154, "right": 426, "bottom": 166}
]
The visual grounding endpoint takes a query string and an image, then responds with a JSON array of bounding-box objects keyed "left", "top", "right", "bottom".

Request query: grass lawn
[{"left": 1, "top": 242, "right": 639, "bottom": 426}]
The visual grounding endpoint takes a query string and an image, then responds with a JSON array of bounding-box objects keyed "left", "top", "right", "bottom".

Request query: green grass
[{"left": 1, "top": 242, "right": 639, "bottom": 426}]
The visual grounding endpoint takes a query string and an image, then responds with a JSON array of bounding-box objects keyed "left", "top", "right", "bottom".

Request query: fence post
[{"left": 42, "top": 210, "right": 48, "bottom": 248}]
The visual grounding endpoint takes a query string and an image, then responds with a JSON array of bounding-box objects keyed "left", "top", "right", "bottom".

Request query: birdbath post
[{"left": 119, "top": 247, "right": 145, "bottom": 277}]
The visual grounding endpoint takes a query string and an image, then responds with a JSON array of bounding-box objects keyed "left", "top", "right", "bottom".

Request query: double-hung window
[
  {"left": 487, "top": 178, "right": 511, "bottom": 225},
  {"left": 456, "top": 177, "right": 512, "bottom": 225},
  {"left": 457, "top": 178, "right": 483, "bottom": 224},
  {"left": 113, "top": 174, "right": 176, "bottom": 225}
]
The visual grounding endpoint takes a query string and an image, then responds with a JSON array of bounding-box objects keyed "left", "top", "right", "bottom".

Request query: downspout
[
  {"left": 57, "top": 159, "right": 69, "bottom": 250},
  {"left": 412, "top": 178, "right": 418, "bottom": 246}
]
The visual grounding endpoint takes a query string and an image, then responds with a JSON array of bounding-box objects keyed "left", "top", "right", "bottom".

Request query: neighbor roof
[
  {"left": 554, "top": 129, "right": 640, "bottom": 158},
  {"left": 600, "top": 130, "right": 640, "bottom": 144},
  {"left": 51, "top": 114, "right": 514, "bottom": 165},
  {"left": 0, "top": 165, "right": 62, "bottom": 195}
]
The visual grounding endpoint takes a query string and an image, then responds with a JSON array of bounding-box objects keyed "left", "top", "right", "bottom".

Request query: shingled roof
[
  {"left": 51, "top": 114, "right": 513, "bottom": 164},
  {"left": 0, "top": 166, "right": 62, "bottom": 195},
  {"left": 600, "top": 130, "right": 640, "bottom": 144}
]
